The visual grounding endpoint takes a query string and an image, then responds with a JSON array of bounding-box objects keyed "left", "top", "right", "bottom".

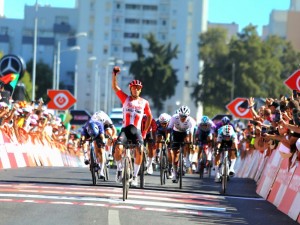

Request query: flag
[{"left": 0, "top": 73, "right": 20, "bottom": 90}]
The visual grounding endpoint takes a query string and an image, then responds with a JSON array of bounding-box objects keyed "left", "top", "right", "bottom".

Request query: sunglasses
[
  {"left": 131, "top": 85, "right": 142, "bottom": 90},
  {"left": 180, "top": 115, "right": 187, "bottom": 119}
]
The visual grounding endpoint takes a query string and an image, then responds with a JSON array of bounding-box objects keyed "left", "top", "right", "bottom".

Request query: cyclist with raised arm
[
  {"left": 195, "top": 115, "right": 216, "bottom": 173},
  {"left": 214, "top": 125, "right": 238, "bottom": 182},
  {"left": 91, "top": 110, "right": 117, "bottom": 161},
  {"left": 141, "top": 114, "right": 157, "bottom": 175},
  {"left": 80, "top": 120, "right": 106, "bottom": 177},
  {"left": 156, "top": 113, "right": 172, "bottom": 178},
  {"left": 112, "top": 66, "right": 152, "bottom": 187},
  {"left": 166, "top": 106, "right": 196, "bottom": 183}
]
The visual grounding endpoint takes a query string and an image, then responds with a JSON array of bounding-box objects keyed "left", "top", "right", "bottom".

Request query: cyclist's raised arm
[{"left": 112, "top": 66, "right": 121, "bottom": 92}]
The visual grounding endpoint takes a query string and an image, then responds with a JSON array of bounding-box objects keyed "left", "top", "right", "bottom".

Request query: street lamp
[
  {"left": 55, "top": 45, "right": 81, "bottom": 90},
  {"left": 89, "top": 56, "right": 98, "bottom": 113},
  {"left": 55, "top": 32, "right": 87, "bottom": 90}
]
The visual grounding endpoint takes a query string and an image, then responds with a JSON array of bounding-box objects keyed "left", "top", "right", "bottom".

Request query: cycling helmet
[
  {"left": 178, "top": 106, "right": 190, "bottom": 117},
  {"left": 87, "top": 121, "right": 100, "bottom": 139},
  {"left": 159, "top": 113, "right": 171, "bottom": 123},
  {"left": 200, "top": 115, "right": 209, "bottom": 124},
  {"left": 222, "top": 125, "right": 233, "bottom": 136},
  {"left": 221, "top": 116, "right": 230, "bottom": 125},
  {"left": 129, "top": 80, "right": 143, "bottom": 88},
  {"left": 91, "top": 111, "right": 105, "bottom": 123}
]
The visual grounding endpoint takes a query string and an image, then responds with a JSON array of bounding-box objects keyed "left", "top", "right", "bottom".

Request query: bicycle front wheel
[
  {"left": 123, "top": 157, "right": 130, "bottom": 201},
  {"left": 160, "top": 151, "right": 167, "bottom": 185},
  {"left": 139, "top": 150, "right": 146, "bottom": 189},
  {"left": 90, "top": 149, "right": 97, "bottom": 185},
  {"left": 222, "top": 158, "right": 228, "bottom": 194},
  {"left": 179, "top": 147, "right": 183, "bottom": 189}
]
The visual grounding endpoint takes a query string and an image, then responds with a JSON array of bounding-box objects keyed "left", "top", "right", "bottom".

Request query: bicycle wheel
[
  {"left": 103, "top": 163, "right": 109, "bottom": 181},
  {"left": 123, "top": 157, "right": 130, "bottom": 201},
  {"left": 179, "top": 147, "right": 183, "bottom": 189},
  {"left": 90, "top": 148, "right": 97, "bottom": 185},
  {"left": 207, "top": 160, "right": 212, "bottom": 178},
  {"left": 222, "top": 157, "right": 228, "bottom": 194},
  {"left": 199, "top": 159, "right": 205, "bottom": 179},
  {"left": 160, "top": 149, "right": 167, "bottom": 185},
  {"left": 140, "top": 150, "right": 146, "bottom": 189}
]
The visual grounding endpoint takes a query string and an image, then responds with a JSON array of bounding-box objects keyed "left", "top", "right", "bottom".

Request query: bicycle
[
  {"left": 156, "top": 138, "right": 169, "bottom": 185},
  {"left": 197, "top": 143, "right": 213, "bottom": 179},
  {"left": 115, "top": 140, "right": 144, "bottom": 201},
  {"left": 171, "top": 141, "right": 191, "bottom": 189},
  {"left": 218, "top": 144, "right": 233, "bottom": 194},
  {"left": 88, "top": 139, "right": 109, "bottom": 185}
]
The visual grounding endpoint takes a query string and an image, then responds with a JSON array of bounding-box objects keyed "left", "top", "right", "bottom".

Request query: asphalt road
[{"left": 0, "top": 167, "right": 298, "bottom": 225}]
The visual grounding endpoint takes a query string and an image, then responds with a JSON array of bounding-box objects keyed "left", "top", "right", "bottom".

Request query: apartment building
[{"left": 0, "top": 0, "right": 208, "bottom": 119}]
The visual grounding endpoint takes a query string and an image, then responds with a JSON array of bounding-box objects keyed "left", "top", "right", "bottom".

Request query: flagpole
[{"left": 31, "top": 0, "right": 38, "bottom": 101}]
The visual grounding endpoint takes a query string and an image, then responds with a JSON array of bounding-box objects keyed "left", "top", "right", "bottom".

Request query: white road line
[
  {"left": 108, "top": 210, "right": 120, "bottom": 225},
  {"left": 0, "top": 193, "right": 226, "bottom": 212}
]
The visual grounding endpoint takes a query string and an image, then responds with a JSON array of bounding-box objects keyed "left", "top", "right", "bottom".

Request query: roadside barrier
[
  {"left": 235, "top": 143, "right": 300, "bottom": 222},
  {"left": 0, "top": 126, "right": 84, "bottom": 169}
]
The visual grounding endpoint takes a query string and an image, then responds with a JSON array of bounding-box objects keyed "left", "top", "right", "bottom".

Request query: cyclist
[
  {"left": 91, "top": 110, "right": 117, "bottom": 161},
  {"left": 156, "top": 113, "right": 172, "bottom": 178},
  {"left": 141, "top": 114, "right": 157, "bottom": 175},
  {"left": 112, "top": 66, "right": 153, "bottom": 187},
  {"left": 80, "top": 120, "right": 106, "bottom": 177},
  {"left": 214, "top": 124, "right": 238, "bottom": 182},
  {"left": 166, "top": 106, "right": 196, "bottom": 183},
  {"left": 195, "top": 115, "right": 216, "bottom": 173},
  {"left": 214, "top": 116, "right": 235, "bottom": 136}
]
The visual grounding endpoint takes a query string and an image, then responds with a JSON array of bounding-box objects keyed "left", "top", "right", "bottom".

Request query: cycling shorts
[{"left": 117, "top": 124, "right": 143, "bottom": 145}]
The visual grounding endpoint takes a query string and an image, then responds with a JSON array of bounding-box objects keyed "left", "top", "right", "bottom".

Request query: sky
[{"left": 3, "top": 0, "right": 291, "bottom": 35}]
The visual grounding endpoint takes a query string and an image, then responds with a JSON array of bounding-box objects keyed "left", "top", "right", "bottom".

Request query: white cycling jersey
[
  {"left": 91, "top": 111, "right": 113, "bottom": 126},
  {"left": 168, "top": 114, "right": 196, "bottom": 134}
]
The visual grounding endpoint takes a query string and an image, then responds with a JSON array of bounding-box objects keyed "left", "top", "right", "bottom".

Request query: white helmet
[
  {"left": 91, "top": 111, "right": 105, "bottom": 123},
  {"left": 159, "top": 113, "right": 171, "bottom": 123},
  {"left": 222, "top": 125, "right": 233, "bottom": 136},
  {"left": 178, "top": 106, "right": 190, "bottom": 117}
]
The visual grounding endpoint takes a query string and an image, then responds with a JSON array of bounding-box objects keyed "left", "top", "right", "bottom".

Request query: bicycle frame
[
  {"left": 89, "top": 139, "right": 99, "bottom": 186},
  {"left": 156, "top": 139, "right": 168, "bottom": 185},
  {"left": 220, "top": 146, "right": 231, "bottom": 194},
  {"left": 171, "top": 141, "right": 191, "bottom": 189}
]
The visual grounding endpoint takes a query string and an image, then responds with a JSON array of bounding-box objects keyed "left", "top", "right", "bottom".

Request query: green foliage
[
  {"left": 19, "top": 71, "right": 33, "bottom": 100},
  {"left": 192, "top": 25, "right": 300, "bottom": 112},
  {"left": 130, "top": 33, "right": 179, "bottom": 112},
  {"left": 26, "top": 59, "right": 53, "bottom": 101}
]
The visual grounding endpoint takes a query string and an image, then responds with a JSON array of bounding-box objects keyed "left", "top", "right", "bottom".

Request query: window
[
  {"left": 55, "top": 16, "right": 69, "bottom": 24},
  {"left": 125, "top": 4, "right": 141, "bottom": 10},
  {"left": 123, "top": 46, "right": 132, "bottom": 52},
  {"left": 143, "top": 5, "right": 158, "bottom": 11},
  {"left": 125, "top": 18, "right": 140, "bottom": 24},
  {"left": 124, "top": 32, "right": 139, "bottom": 38},
  {"left": 142, "top": 19, "right": 157, "bottom": 25}
]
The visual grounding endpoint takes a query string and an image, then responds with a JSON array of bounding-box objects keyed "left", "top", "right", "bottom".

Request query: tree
[
  {"left": 26, "top": 59, "right": 53, "bottom": 102},
  {"left": 130, "top": 33, "right": 179, "bottom": 112},
  {"left": 192, "top": 25, "right": 300, "bottom": 117}
]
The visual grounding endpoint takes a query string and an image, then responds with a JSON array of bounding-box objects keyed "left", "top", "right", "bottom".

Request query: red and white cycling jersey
[
  {"left": 116, "top": 90, "right": 152, "bottom": 129},
  {"left": 168, "top": 114, "right": 196, "bottom": 134}
]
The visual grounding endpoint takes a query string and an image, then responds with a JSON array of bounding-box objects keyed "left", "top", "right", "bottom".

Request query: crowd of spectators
[
  {"left": 0, "top": 97, "right": 80, "bottom": 155},
  {"left": 238, "top": 91, "right": 300, "bottom": 167}
]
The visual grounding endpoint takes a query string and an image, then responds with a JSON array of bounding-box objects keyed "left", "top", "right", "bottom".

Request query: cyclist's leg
[
  {"left": 114, "top": 129, "right": 126, "bottom": 183},
  {"left": 190, "top": 143, "right": 198, "bottom": 173},
  {"left": 94, "top": 140, "right": 105, "bottom": 176},
  {"left": 183, "top": 134, "right": 192, "bottom": 173},
  {"left": 214, "top": 142, "right": 222, "bottom": 182},
  {"left": 146, "top": 137, "right": 156, "bottom": 174},
  {"left": 229, "top": 141, "right": 238, "bottom": 175}
]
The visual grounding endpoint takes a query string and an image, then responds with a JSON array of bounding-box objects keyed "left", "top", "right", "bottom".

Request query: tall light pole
[
  {"left": 105, "top": 60, "right": 115, "bottom": 113},
  {"left": 74, "top": 64, "right": 78, "bottom": 110},
  {"left": 31, "top": 0, "right": 38, "bottom": 101},
  {"left": 89, "top": 56, "right": 98, "bottom": 113},
  {"left": 56, "top": 45, "right": 80, "bottom": 90},
  {"left": 55, "top": 32, "right": 87, "bottom": 90}
]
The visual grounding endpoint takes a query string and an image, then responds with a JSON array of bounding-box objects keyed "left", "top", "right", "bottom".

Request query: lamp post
[
  {"left": 89, "top": 56, "right": 98, "bottom": 113},
  {"left": 55, "top": 32, "right": 87, "bottom": 90},
  {"left": 31, "top": 0, "right": 38, "bottom": 101},
  {"left": 55, "top": 45, "right": 80, "bottom": 90}
]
